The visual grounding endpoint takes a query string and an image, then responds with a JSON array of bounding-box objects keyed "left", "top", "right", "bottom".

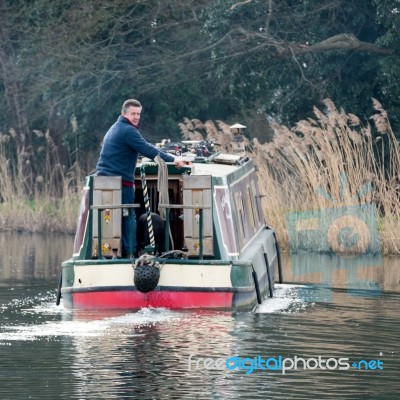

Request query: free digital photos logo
[{"left": 286, "top": 173, "right": 382, "bottom": 299}]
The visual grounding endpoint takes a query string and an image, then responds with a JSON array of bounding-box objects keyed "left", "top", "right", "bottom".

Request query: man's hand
[{"left": 174, "top": 156, "right": 191, "bottom": 167}]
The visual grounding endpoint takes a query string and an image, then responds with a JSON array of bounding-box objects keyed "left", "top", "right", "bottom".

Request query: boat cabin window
[
  {"left": 251, "top": 180, "right": 263, "bottom": 225},
  {"left": 246, "top": 186, "right": 256, "bottom": 231},
  {"left": 231, "top": 171, "right": 265, "bottom": 252},
  {"left": 235, "top": 191, "right": 247, "bottom": 244}
]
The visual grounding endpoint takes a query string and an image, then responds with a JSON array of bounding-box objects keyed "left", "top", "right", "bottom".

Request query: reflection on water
[
  {"left": 0, "top": 233, "right": 399, "bottom": 399},
  {"left": 0, "top": 232, "right": 73, "bottom": 285},
  {"left": 282, "top": 251, "right": 400, "bottom": 294}
]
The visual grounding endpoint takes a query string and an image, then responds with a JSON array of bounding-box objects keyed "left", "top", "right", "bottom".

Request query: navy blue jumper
[{"left": 96, "top": 115, "right": 175, "bottom": 256}]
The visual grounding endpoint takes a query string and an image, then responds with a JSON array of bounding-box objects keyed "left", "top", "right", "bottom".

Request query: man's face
[{"left": 123, "top": 106, "right": 142, "bottom": 126}]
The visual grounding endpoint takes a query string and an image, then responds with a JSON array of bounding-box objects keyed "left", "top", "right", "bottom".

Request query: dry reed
[
  {"left": 179, "top": 99, "right": 400, "bottom": 255},
  {"left": 0, "top": 129, "right": 84, "bottom": 234}
]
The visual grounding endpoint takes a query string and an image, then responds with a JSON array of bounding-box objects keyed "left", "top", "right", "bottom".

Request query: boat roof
[
  {"left": 137, "top": 153, "right": 253, "bottom": 180},
  {"left": 190, "top": 159, "right": 247, "bottom": 178}
]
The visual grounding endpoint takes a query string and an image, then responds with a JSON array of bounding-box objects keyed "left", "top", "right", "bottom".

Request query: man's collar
[{"left": 121, "top": 115, "right": 139, "bottom": 129}]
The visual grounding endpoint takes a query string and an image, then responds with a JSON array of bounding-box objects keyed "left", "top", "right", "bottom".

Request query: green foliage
[{"left": 201, "top": 0, "right": 398, "bottom": 132}]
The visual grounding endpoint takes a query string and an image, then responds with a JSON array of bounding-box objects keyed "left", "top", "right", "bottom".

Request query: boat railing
[
  {"left": 91, "top": 204, "right": 140, "bottom": 259},
  {"left": 91, "top": 203, "right": 211, "bottom": 260},
  {"left": 158, "top": 203, "right": 211, "bottom": 260}
]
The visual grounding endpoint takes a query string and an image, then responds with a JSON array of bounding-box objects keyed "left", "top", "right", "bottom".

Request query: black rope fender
[{"left": 132, "top": 254, "right": 164, "bottom": 293}]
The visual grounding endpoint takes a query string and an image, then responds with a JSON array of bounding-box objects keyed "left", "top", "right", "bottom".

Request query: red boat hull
[{"left": 65, "top": 289, "right": 237, "bottom": 310}]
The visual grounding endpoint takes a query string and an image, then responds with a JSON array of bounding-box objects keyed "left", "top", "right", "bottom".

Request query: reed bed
[
  {"left": 0, "top": 129, "right": 83, "bottom": 234},
  {"left": 180, "top": 99, "right": 400, "bottom": 255}
]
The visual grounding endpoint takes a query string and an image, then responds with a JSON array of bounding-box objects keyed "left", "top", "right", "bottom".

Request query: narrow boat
[{"left": 58, "top": 150, "right": 282, "bottom": 311}]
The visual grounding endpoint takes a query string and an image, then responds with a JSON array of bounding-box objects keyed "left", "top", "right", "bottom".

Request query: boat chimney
[{"left": 229, "top": 123, "right": 246, "bottom": 157}]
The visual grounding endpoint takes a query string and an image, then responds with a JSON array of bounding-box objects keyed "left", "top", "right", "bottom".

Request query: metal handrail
[
  {"left": 158, "top": 203, "right": 211, "bottom": 260},
  {"left": 91, "top": 204, "right": 140, "bottom": 259}
]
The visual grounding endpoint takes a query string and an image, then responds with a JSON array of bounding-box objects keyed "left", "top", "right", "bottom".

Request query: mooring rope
[
  {"left": 155, "top": 155, "right": 174, "bottom": 249},
  {"left": 155, "top": 155, "right": 169, "bottom": 219},
  {"left": 140, "top": 164, "right": 155, "bottom": 248}
]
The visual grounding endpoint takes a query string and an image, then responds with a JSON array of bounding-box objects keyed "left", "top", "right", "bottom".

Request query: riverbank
[{"left": 0, "top": 195, "right": 80, "bottom": 234}]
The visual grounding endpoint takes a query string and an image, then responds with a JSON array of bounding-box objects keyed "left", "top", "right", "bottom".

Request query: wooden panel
[
  {"left": 182, "top": 175, "right": 213, "bottom": 256},
  {"left": 202, "top": 189, "right": 212, "bottom": 237},
  {"left": 100, "top": 190, "right": 114, "bottom": 238},
  {"left": 93, "top": 190, "right": 122, "bottom": 239},
  {"left": 183, "top": 190, "right": 213, "bottom": 238},
  {"left": 92, "top": 238, "right": 122, "bottom": 258},
  {"left": 92, "top": 178, "right": 122, "bottom": 239},
  {"left": 184, "top": 237, "right": 213, "bottom": 257},
  {"left": 93, "top": 176, "right": 121, "bottom": 190},
  {"left": 183, "top": 189, "right": 194, "bottom": 237},
  {"left": 191, "top": 189, "right": 203, "bottom": 238},
  {"left": 112, "top": 189, "right": 122, "bottom": 236},
  {"left": 92, "top": 190, "right": 102, "bottom": 237},
  {"left": 92, "top": 189, "right": 102, "bottom": 209},
  {"left": 183, "top": 175, "right": 211, "bottom": 190}
]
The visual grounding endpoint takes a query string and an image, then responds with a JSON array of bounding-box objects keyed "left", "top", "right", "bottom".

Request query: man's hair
[{"left": 121, "top": 99, "right": 142, "bottom": 114}]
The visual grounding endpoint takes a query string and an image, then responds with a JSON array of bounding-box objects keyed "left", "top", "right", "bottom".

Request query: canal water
[{"left": 0, "top": 232, "right": 399, "bottom": 400}]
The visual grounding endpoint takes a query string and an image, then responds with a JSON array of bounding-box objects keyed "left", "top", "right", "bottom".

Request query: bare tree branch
[
  {"left": 229, "top": 0, "right": 254, "bottom": 11},
  {"left": 228, "top": 29, "right": 397, "bottom": 58},
  {"left": 297, "top": 33, "right": 397, "bottom": 56}
]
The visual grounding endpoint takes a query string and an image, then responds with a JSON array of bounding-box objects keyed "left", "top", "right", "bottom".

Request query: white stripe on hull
[{"left": 72, "top": 263, "right": 233, "bottom": 289}]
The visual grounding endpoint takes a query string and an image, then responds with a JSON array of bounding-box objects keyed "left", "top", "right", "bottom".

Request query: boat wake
[
  {"left": 0, "top": 290, "right": 185, "bottom": 342},
  {"left": 256, "top": 284, "right": 312, "bottom": 314}
]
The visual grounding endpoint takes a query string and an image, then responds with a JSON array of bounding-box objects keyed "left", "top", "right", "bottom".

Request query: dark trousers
[{"left": 122, "top": 185, "right": 137, "bottom": 255}]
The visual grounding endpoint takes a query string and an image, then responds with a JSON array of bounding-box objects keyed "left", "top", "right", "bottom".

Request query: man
[{"left": 96, "top": 99, "right": 184, "bottom": 257}]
